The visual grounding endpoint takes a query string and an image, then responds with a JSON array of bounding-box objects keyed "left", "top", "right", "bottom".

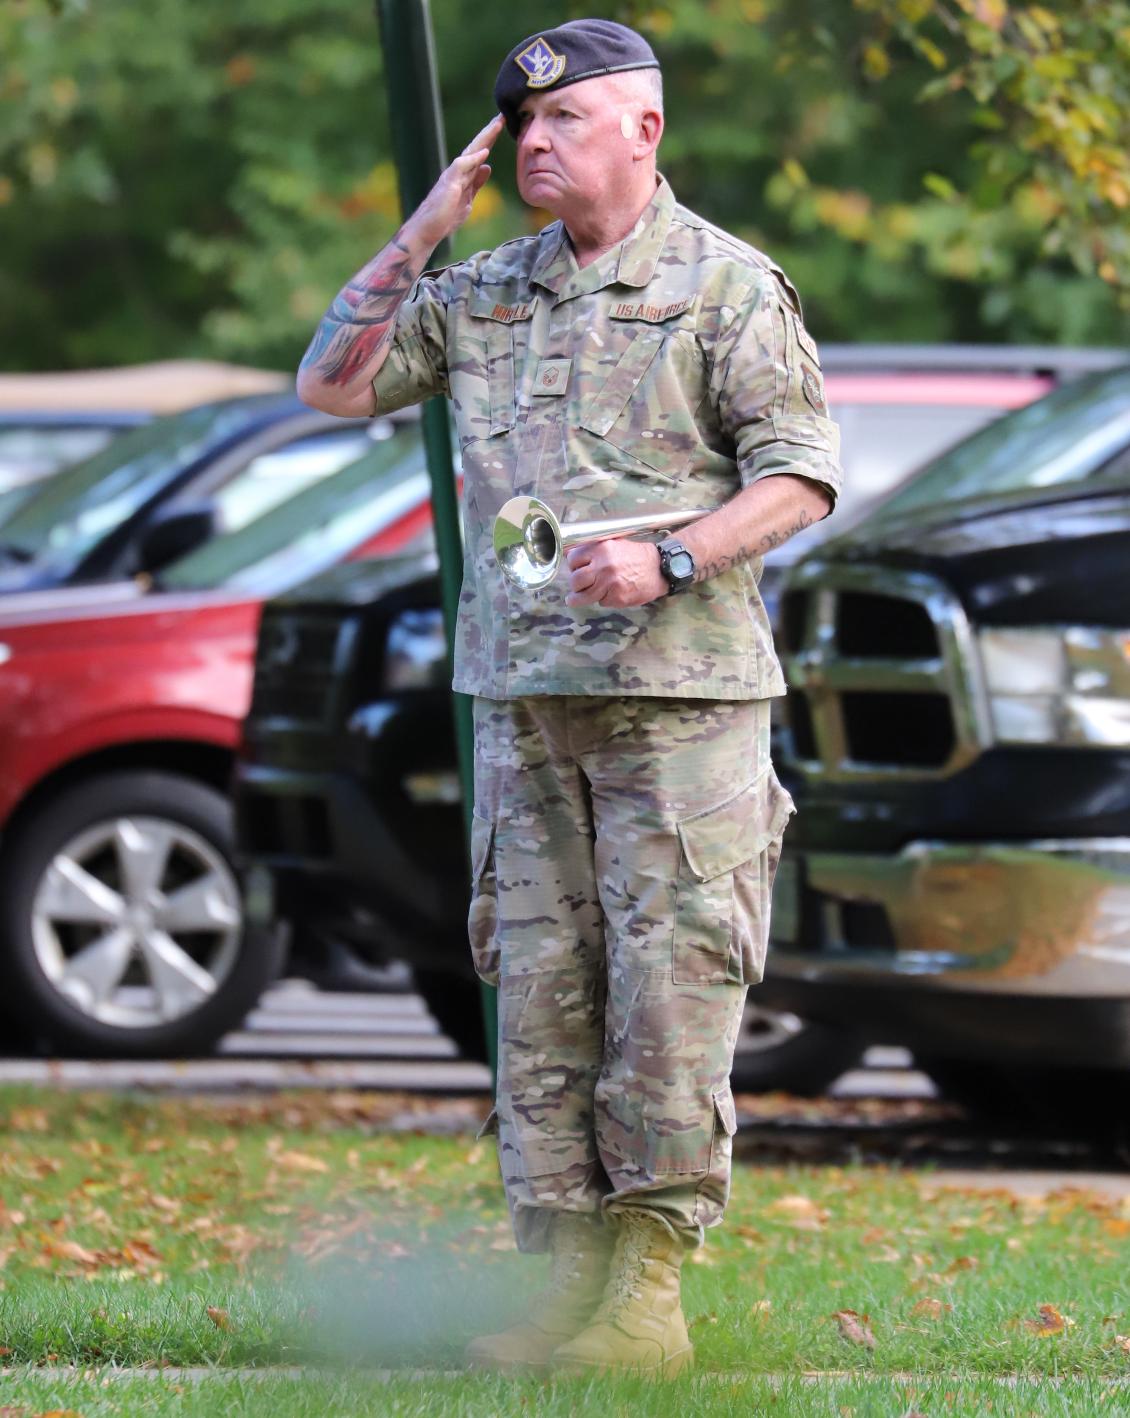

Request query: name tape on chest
[
  {"left": 609, "top": 295, "right": 696, "bottom": 324},
  {"left": 489, "top": 302, "right": 533, "bottom": 324}
]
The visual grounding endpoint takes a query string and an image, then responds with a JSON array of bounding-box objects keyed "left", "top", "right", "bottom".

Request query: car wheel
[
  {"left": 414, "top": 969, "right": 489, "bottom": 1063},
  {"left": 729, "top": 999, "right": 863, "bottom": 1095},
  {"left": 0, "top": 771, "right": 286, "bottom": 1057}
]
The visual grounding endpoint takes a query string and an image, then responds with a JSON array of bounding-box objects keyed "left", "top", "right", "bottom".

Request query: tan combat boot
[
  {"left": 464, "top": 1212, "right": 610, "bottom": 1373},
  {"left": 550, "top": 1209, "right": 694, "bottom": 1378}
]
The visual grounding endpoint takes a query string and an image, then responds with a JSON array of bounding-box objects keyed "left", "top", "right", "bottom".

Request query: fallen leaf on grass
[
  {"left": 910, "top": 1297, "right": 953, "bottom": 1320},
  {"left": 1111, "top": 1334, "right": 1130, "bottom": 1354},
  {"left": 122, "top": 1239, "right": 162, "bottom": 1271},
  {"left": 33, "top": 1411, "right": 82, "bottom": 1417},
  {"left": 832, "top": 1309, "right": 876, "bottom": 1349},
  {"left": 751, "top": 1299, "right": 772, "bottom": 1317},
  {"left": 1024, "top": 1304, "right": 1074, "bottom": 1336},
  {"left": 271, "top": 1150, "right": 329, "bottom": 1175},
  {"left": 205, "top": 1306, "right": 231, "bottom": 1331},
  {"left": 943, "top": 1255, "right": 978, "bottom": 1275},
  {"left": 766, "top": 1195, "right": 828, "bottom": 1231},
  {"left": 41, "top": 1239, "right": 104, "bottom": 1270}
]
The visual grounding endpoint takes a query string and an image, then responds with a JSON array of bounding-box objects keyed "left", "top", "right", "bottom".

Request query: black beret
[{"left": 494, "top": 19, "right": 660, "bottom": 137}]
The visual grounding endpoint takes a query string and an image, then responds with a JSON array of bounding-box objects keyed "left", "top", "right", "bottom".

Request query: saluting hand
[{"left": 412, "top": 115, "right": 505, "bottom": 250}]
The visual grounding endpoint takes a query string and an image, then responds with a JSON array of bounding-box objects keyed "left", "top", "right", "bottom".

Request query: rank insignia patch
[
  {"left": 515, "top": 36, "right": 567, "bottom": 89},
  {"left": 801, "top": 364, "right": 826, "bottom": 413}
]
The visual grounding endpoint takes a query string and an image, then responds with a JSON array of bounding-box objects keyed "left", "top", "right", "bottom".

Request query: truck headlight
[
  {"left": 0, "top": 644, "right": 10, "bottom": 666},
  {"left": 979, "top": 627, "right": 1130, "bottom": 746}
]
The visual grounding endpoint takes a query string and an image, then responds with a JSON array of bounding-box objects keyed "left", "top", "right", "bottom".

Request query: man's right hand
[
  {"left": 296, "top": 115, "right": 505, "bottom": 419},
  {"left": 410, "top": 114, "right": 505, "bottom": 250}
]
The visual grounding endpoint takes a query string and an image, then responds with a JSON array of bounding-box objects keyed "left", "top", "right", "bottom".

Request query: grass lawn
[{"left": 0, "top": 1087, "right": 1127, "bottom": 1415}]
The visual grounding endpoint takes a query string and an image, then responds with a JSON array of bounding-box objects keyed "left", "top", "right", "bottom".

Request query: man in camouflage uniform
[{"left": 298, "top": 18, "right": 841, "bottom": 1378}]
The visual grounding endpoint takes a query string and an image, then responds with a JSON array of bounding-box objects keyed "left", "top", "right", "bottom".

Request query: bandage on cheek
[{"left": 620, "top": 113, "right": 634, "bottom": 140}]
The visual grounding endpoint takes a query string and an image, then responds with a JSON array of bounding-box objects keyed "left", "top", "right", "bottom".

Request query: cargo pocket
[
  {"left": 712, "top": 1085, "right": 737, "bottom": 1157},
  {"left": 467, "top": 809, "right": 500, "bottom": 986},
  {"left": 672, "top": 767, "right": 795, "bottom": 986}
]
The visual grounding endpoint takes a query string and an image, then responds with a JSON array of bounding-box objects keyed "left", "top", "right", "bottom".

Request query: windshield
[
  {"left": 0, "top": 399, "right": 276, "bottom": 568},
  {"left": 867, "top": 366, "right": 1130, "bottom": 524},
  {"left": 159, "top": 425, "right": 430, "bottom": 596}
]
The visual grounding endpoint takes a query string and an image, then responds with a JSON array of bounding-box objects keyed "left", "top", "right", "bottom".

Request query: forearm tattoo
[
  {"left": 758, "top": 508, "right": 813, "bottom": 553},
  {"left": 299, "top": 235, "right": 423, "bottom": 387},
  {"left": 694, "top": 508, "right": 814, "bottom": 582}
]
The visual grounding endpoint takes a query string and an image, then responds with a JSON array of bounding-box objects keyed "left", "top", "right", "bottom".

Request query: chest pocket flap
[
  {"left": 461, "top": 290, "right": 534, "bottom": 438},
  {"left": 579, "top": 298, "right": 701, "bottom": 479}
]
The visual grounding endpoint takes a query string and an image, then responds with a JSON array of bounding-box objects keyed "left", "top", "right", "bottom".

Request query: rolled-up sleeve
[
  {"left": 371, "top": 264, "right": 460, "bottom": 414},
  {"left": 710, "top": 273, "right": 842, "bottom": 509}
]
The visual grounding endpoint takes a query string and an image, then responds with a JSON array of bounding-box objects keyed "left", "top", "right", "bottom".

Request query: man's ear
[{"left": 635, "top": 106, "right": 663, "bottom": 159}]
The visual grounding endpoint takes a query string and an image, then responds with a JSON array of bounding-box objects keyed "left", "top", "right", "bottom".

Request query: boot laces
[{"left": 593, "top": 1219, "right": 651, "bottom": 1322}]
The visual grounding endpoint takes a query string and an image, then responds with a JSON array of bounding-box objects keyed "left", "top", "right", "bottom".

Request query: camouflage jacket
[{"left": 371, "top": 177, "right": 841, "bottom": 700}]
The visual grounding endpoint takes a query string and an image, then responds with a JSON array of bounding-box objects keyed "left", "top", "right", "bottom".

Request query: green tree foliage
[{"left": 0, "top": 0, "right": 1126, "bottom": 371}]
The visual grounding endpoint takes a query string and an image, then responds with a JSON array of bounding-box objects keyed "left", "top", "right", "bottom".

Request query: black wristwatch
[{"left": 657, "top": 538, "right": 696, "bottom": 595}]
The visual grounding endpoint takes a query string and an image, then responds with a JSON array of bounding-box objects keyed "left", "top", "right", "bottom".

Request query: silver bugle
[{"left": 493, "top": 494, "right": 714, "bottom": 591}]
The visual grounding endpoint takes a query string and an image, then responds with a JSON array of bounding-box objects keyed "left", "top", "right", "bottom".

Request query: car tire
[
  {"left": 729, "top": 1000, "right": 864, "bottom": 1095},
  {"left": 415, "top": 969, "right": 490, "bottom": 1063},
  {"left": 0, "top": 771, "right": 286, "bottom": 1057}
]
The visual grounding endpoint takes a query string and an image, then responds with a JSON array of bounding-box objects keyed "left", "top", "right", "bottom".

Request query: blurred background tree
[{"left": 0, "top": 0, "right": 1126, "bottom": 371}]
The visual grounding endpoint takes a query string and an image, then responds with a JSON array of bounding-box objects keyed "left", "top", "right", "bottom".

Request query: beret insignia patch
[
  {"left": 515, "top": 36, "right": 567, "bottom": 88},
  {"left": 801, "top": 364, "right": 825, "bottom": 413}
]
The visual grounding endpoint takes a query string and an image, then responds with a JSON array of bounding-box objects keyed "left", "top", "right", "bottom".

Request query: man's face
[{"left": 514, "top": 76, "right": 637, "bottom": 222}]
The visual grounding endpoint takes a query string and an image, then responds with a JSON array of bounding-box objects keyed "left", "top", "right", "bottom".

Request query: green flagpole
[{"left": 374, "top": 0, "right": 497, "bottom": 1076}]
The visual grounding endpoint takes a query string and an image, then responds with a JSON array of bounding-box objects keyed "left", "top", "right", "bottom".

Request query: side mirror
[{"left": 137, "top": 504, "right": 216, "bottom": 572}]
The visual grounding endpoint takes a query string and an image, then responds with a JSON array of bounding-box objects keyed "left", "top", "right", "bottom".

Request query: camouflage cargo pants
[{"left": 470, "top": 694, "right": 794, "bottom": 1252}]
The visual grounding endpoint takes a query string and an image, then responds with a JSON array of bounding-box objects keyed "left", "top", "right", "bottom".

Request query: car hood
[
  {"left": 822, "top": 483, "right": 1130, "bottom": 564},
  {"left": 802, "top": 484, "right": 1130, "bottom": 628},
  {"left": 0, "top": 581, "right": 259, "bottom": 637}
]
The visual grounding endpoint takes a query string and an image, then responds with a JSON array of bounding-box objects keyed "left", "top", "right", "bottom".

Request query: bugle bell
[{"left": 493, "top": 494, "right": 713, "bottom": 591}]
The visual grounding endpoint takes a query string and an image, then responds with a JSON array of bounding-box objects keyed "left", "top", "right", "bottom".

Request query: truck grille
[
  {"left": 249, "top": 611, "right": 354, "bottom": 727},
  {"left": 779, "top": 563, "right": 990, "bottom": 780}
]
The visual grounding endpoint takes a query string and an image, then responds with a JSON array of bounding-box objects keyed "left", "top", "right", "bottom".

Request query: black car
[
  {"left": 0, "top": 395, "right": 386, "bottom": 592},
  {"left": 759, "top": 364, "right": 1130, "bottom": 1119}
]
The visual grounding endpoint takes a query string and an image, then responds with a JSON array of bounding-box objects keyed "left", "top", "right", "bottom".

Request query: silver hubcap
[
  {"left": 31, "top": 816, "right": 242, "bottom": 1030},
  {"left": 734, "top": 1001, "right": 807, "bottom": 1056}
]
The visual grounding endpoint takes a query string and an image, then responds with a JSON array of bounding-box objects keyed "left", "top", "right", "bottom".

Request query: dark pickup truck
[
  {"left": 761, "top": 364, "right": 1130, "bottom": 1119},
  {"left": 234, "top": 555, "right": 482, "bottom": 1055}
]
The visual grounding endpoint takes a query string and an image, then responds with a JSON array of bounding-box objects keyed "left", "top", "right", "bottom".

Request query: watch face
[{"left": 669, "top": 550, "right": 694, "bottom": 579}]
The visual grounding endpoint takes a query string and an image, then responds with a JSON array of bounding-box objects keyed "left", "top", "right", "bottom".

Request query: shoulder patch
[
  {"left": 801, "top": 364, "right": 826, "bottom": 413},
  {"left": 794, "top": 315, "right": 820, "bottom": 366}
]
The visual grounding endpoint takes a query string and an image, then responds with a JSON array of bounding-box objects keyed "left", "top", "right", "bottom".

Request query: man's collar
[{"left": 529, "top": 176, "right": 675, "bottom": 301}]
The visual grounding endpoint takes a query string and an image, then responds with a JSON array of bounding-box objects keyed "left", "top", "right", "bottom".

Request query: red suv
[{"left": 0, "top": 428, "right": 432, "bottom": 1056}]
